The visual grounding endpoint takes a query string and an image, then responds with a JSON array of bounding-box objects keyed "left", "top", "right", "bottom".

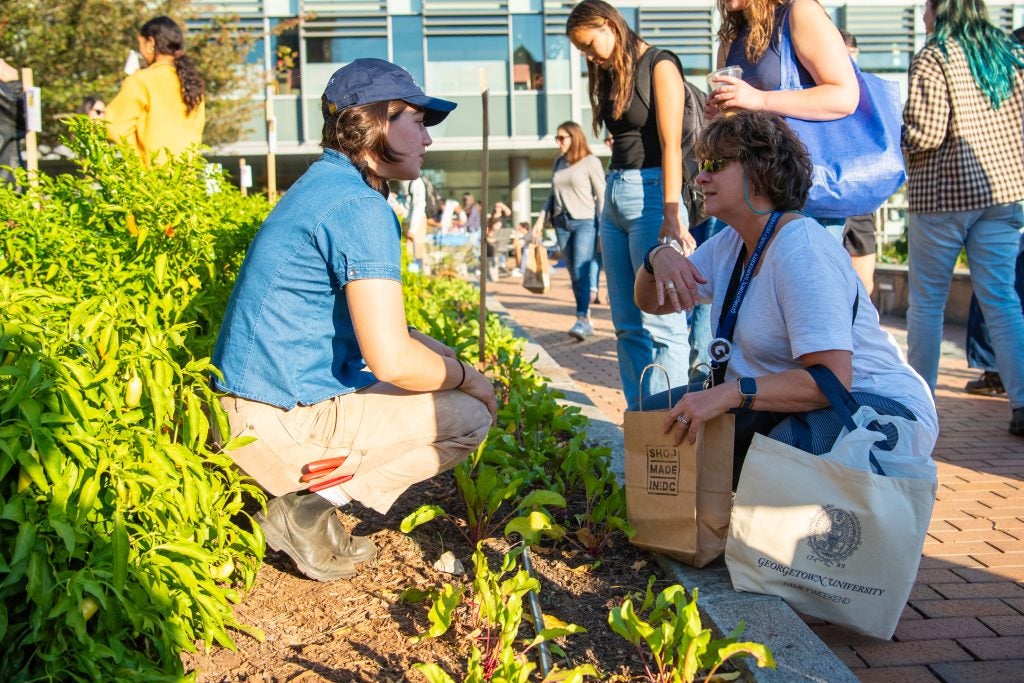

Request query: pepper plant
[{"left": 0, "top": 122, "right": 270, "bottom": 681}]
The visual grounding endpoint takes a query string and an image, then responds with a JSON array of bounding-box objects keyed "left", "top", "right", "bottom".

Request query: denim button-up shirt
[{"left": 212, "top": 149, "right": 402, "bottom": 409}]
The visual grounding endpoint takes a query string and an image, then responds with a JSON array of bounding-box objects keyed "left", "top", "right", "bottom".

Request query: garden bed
[
  {"left": 1, "top": 125, "right": 770, "bottom": 682},
  {"left": 182, "top": 475, "right": 655, "bottom": 682}
]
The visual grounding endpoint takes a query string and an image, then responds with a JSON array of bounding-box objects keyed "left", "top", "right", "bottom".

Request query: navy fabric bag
[{"left": 778, "top": 17, "right": 906, "bottom": 219}]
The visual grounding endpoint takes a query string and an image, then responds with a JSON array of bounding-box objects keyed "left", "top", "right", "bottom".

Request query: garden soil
[{"left": 182, "top": 474, "right": 663, "bottom": 682}]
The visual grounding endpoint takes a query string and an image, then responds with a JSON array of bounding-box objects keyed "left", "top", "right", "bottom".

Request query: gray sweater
[{"left": 543, "top": 154, "right": 606, "bottom": 221}]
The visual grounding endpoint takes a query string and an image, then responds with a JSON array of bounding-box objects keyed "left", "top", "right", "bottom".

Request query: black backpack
[{"left": 636, "top": 48, "right": 708, "bottom": 226}]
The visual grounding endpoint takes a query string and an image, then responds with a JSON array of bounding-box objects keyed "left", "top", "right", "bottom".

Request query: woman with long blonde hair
[{"left": 710, "top": 0, "right": 857, "bottom": 121}]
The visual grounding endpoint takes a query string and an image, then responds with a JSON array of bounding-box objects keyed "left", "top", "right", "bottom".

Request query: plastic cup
[
  {"left": 706, "top": 65, "right": 743, "bottom": 92},
  {"left": 707, "top": 66, "right": 743, "bottom": 116}
]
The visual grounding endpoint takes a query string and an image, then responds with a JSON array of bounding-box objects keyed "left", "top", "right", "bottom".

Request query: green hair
[{"left": 930, "top": 0, "right": 1024, "bottom": 108}]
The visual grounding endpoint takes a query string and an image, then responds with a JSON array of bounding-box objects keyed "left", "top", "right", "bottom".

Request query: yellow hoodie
[{"left": 106, "top": 62, "right": 205, "bottom": 165}]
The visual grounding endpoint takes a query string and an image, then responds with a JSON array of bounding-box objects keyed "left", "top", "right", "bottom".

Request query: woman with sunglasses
[
  {"left": 532, "top": 121, "right": 605, "bottom": 340},
  {"left": 212, "top": 59, "right": 496, "bottom": 581},
  {"left": 566, "top": 0, "right": 694, "bottom": 410},
  {"left": 635, "top": 112, "right": 937, "bottom": 481}
]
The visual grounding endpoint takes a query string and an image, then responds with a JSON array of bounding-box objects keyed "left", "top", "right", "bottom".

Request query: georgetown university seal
[{"left": 806, "top": 504, "right": 862, "bottom": 568}]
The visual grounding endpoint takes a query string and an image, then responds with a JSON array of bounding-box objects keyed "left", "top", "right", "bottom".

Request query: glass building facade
[{"left": 198, "top": 0, "right": 1024, "bottom": 219}]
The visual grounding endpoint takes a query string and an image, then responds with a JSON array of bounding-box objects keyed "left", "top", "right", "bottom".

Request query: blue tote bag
[{"left": 779, "top": 19, "right": 906, "bottom": 219}]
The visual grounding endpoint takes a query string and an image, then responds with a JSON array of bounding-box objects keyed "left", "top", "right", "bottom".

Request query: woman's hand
[
  {"left": 709, "top": 76, "right": 768, "bottom": 115},
  {"left": 531, "top": 212, "right": 545, "bottom": 243},
  {"left": 648, "top": 245, "right": 706, "bottom": 313},
  {"left": 460, "top": 362, "right": 498, "bottom": 424},
  {"left": 662, "top": 383, "right": 737, "bottom": 445},
  {"left": 659, "top": 209, "right": 696, "bottom": 254}
]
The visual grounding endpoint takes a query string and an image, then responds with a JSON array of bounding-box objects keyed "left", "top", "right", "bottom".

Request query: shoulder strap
[{"left": 636, "top": 47, "right": 683, "bottom": 111}]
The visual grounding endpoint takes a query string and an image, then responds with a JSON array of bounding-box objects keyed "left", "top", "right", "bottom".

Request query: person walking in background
[
  {"left": 79, "top": 96, "right": 106, "bottom": 119},
  {"left": 567, "top": 0, "right": 693, "bottom": 409},
  {"left": 405, "top": 175, "right": 428, "bottom": 270},
  {"left": 903, "top": 0, "right": 1024, "bottom": 437},
  {"left": 106, "top": 16, "right": 205, "bottom": 165},
  {"left": 710, "top": 0, "right": 859, "bottom": 239},
  {"left": 532, "top": 121, "right": 605, "bottom": 341},
  {"left": 961, "top": 25, "right": 1024, "bottom": 399},
  {"left": 838, "top": 29, "right": 877, "bottom": 295},
  {"left": 462, "top": 192, "right": 482, "bottom": 233}
]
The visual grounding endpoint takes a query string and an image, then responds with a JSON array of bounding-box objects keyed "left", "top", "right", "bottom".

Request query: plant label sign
[{"left": 24, "top": 87, "right": 42, "bottom": 132}]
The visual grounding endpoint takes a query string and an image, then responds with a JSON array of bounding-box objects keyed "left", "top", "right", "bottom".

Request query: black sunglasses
[{"left": 554, "top": 134, "right": 569, "bottom": 143}]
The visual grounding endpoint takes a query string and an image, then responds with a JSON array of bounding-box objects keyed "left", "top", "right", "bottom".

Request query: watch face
[{"left": 739, "top": 377, "right": 757, "bottom": 396}]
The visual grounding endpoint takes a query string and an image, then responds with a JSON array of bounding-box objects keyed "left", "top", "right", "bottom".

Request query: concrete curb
[{"left": 486, "top": 296, "right": 858, "bottom": 683}]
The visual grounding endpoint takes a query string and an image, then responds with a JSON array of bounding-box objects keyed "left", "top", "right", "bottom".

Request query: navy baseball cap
[{"left": 321, "top": 58, "right": 456, "bottom": 126}]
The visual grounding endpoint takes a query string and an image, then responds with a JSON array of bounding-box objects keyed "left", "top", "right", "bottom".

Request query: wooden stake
[
  {"left": 478, "top": 68, "right": 490, "bottom": 363},
  {"left": 20, "top": 68, "right": 39, "bottom": 190},
  {"left": 238, "top": 157, "right": 248, "bottom": 196}
]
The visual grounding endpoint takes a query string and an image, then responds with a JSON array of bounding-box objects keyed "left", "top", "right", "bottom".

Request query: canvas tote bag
[
  {"left": 624, "top": 365, "right": 735, "bottom": 568},
  {"left": 522, "top": 243, "right": 551, "bottom": 294},
  {"left": 726, "top": 367, "right": 936, "bottom": 639}
]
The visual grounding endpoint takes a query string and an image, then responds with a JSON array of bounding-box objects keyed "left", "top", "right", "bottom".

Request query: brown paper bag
[
  {"left": 522, "top": 244, "right": 551, "bottom": 294},
  {"left": 623, "top": 366, "right": 735, "bottom": 568}
]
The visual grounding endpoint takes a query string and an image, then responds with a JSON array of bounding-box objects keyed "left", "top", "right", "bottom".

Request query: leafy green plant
[
  {"left": 0, "top": 123, "right": 269, "bottom": 681},
  {"left": 407, "top": 545, "right": 597, "bottom": 683},
  {"left": 608, "top": 577, "right": 775, "bottom": 683},
  {"left": 400, "top": 463, "right": 566, "bottom": 546}
]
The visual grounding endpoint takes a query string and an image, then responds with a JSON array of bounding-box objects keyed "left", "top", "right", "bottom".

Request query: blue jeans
[
  {"left": 966, "top": 229, "right": 1024, "bottom": 371},
  {"left": 590, "top": 234, "right": 603, "bottom": 294},
  {"left": 907, "top": 204, "right": 1024, "bottom": 409},
  {"left": 602, "top": 168, "right": 690, "bottom": 410},
  {"left": 553, "top": 215, "right": 598, "bottom": 317},
  {"left": 687, "top": 216, "right": 729, "bottom": 376}
]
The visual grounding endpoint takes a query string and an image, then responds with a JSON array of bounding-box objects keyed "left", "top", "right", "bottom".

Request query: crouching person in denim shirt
[{"left": 211, "top": 59, "right": 497, "bottom": 582}]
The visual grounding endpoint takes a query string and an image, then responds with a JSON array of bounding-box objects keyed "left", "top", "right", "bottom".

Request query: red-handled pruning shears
[{"left": 300, "top": 456, "right": 352, "bottom": 492}]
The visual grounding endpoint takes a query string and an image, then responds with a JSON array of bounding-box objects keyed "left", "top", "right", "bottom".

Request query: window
[
  {"left": 306, "top": 36, "right": 387, "bottom": 64},
  {"left": 512, "top": 15, "right": 544, "bottom": 91},
  {"left": 426, "top": 35, "right": 508, "bottom": 93},
  {"left": 392, "top": 15, "right": 425, "bottom": 85}
]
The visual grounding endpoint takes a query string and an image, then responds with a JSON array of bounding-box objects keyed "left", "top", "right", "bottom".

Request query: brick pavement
[{"left": 484, "top": 265, "right": 1024, "bottom": 682}]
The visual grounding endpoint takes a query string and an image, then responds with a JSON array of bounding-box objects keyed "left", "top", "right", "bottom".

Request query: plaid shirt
[{"left": 903, "top": 40, "right": 1024, "bottom": 213}]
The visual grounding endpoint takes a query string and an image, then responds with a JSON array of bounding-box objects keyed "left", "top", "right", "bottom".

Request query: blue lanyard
[{"left": 715, "top": 210, "right": 783, "bottom": 344}]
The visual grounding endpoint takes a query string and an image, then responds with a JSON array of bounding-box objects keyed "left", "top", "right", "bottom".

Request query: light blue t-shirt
[{"left": 212, "top": 149, "right": 402, "bottom": 409}]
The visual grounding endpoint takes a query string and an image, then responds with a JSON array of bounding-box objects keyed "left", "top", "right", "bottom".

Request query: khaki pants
[{"left": 217, "top": 383, "right": 491, "bottom": 514}]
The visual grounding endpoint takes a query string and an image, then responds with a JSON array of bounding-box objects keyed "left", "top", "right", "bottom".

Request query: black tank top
[{"left": 600, "top": 48, "right": 683, "bottom": 170}]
